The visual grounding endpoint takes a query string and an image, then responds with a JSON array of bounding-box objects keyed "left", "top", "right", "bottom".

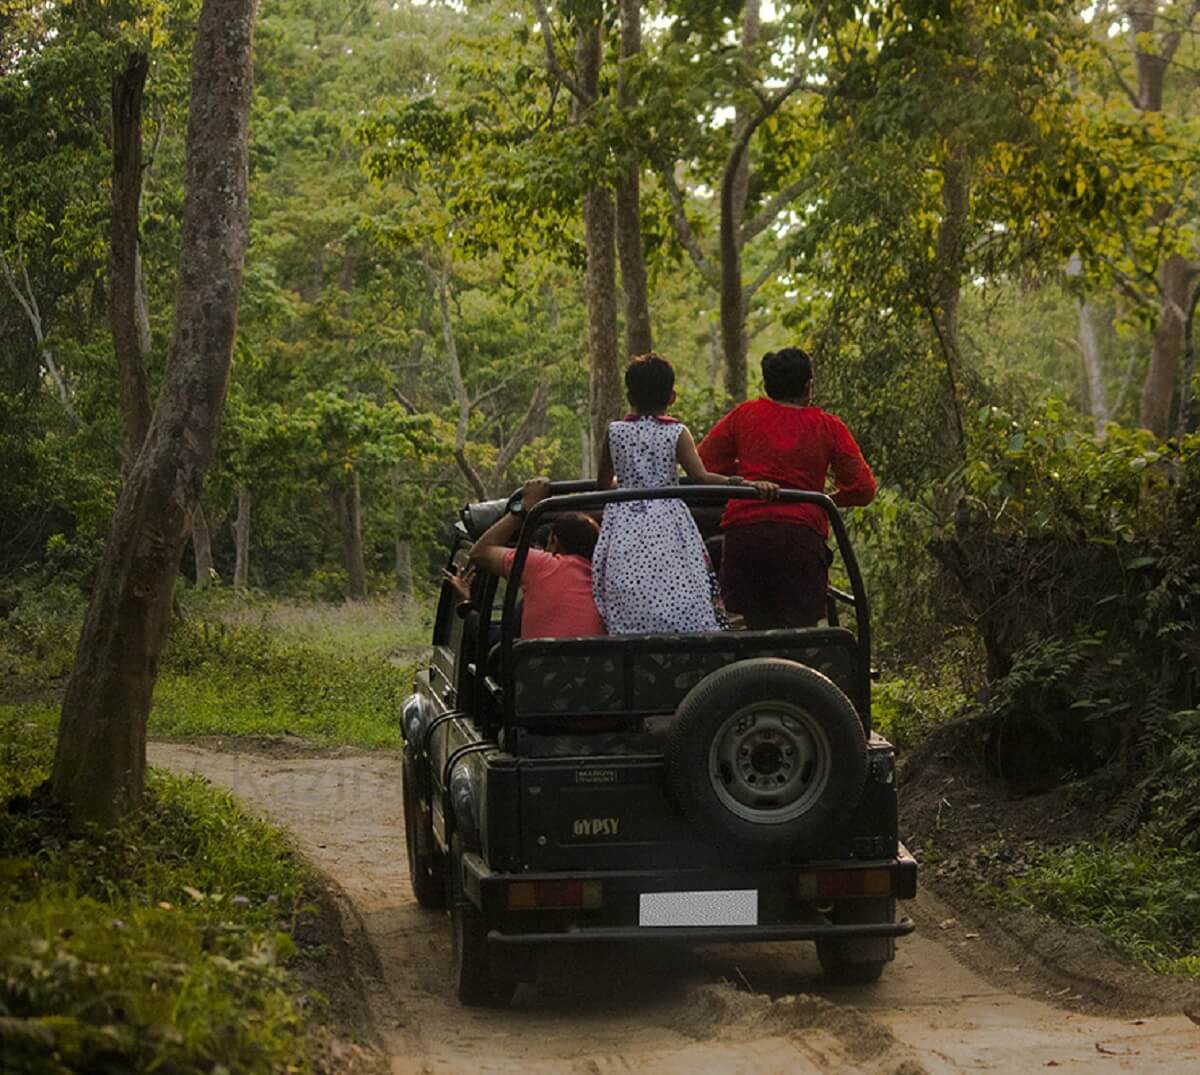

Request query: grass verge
[
  {"left": 153, "top": 617, "right": 409, "bottom": 748},
  {"left": 1006, "top": 841, "right": 1200, "bottom": 979},
  {"left": 0, "top": 592, "right": 431, "bottom": 749},
  {"left": 0, "top": 703, "right": 326, "bottom": 1074}
]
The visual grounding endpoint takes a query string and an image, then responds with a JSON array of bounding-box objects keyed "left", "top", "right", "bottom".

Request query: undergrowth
[
  {"left": 0, "top": 704, "right": 320, "bottom": 1074},
  {"left": 1006, "top": 841, "right": 1200, "bottom": 979}
]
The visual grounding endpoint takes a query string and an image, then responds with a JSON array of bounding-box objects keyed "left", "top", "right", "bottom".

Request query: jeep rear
[{"left": 401, "top": 483, "right": 916, "bottom": 1005}]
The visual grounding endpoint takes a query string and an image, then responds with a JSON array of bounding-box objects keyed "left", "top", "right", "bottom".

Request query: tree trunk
[
  {"left": 1077, "top": 299, "right": 1109, "bottom": 436},
  {"left": 708, "top": 322, "right": 722, "bottom": 387},
  {"left": 1126, "top": 2, "right": 1198, "bottom": 437},
  {"left": 428, "top": 253, "right": 489, "bottom": 501},
  {"left": 110, "top": 51, "right": 154, "bottom": 460},
  {"left": 580, "top": 422, "right": 593, "bottom": 479},
  {"left": 929, "top": 149, "right": 968, "bottom": 460},
  {"left": 233, "top": 485, "right": 251, "bottom": 588},
  {"left": 50, "top": 0, "right": 258, "bottom": 828},
  {"left": 0, "top": 252, "right": 80, "bottom": 427},
  {"left": 718, "top": 0, "right": 762, "bottom": 403},
  {"left": 1177, "top": 287, "right": 1199, "bottom": 433},
  {"left": 615, "top": 0, "right": 652, "bottom": 358},
  {"left": 341, "top": 472, "right": 367, "bottom": 601},
  {"left": 1128, "top": 0, "right": 1167, "bottom": 112},
  {"left": 191, "top": 503, "right": 214, "bottom": 589},
  {"left": 575, "top": 20, "right": 622, "bottom": 464},
  {"left": 395, "top": 538, "right": 414, "bottom": 598},
  {"left": 1140, "top": 254, "right": 1194, "bottom": 437}
]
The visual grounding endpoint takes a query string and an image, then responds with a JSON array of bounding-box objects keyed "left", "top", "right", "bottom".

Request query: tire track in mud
[{"left": 149, "top": 742, "right": 1200, "bottom": 1074}]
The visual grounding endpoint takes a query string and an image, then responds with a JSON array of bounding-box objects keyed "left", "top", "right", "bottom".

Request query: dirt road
[{"left": 148, "top": 742, "right": 1200, "bottom": 1074}]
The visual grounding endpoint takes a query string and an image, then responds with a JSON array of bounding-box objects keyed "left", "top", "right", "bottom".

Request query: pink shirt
[{"left": 501, "top": 549, "right": 605, "bottom": 639}]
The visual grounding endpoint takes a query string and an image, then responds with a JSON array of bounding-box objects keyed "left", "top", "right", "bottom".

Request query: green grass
[
  {"left": 1, "top": 592, "right": 433, "bottom": 749},
  {"left": 1006, "top": 841, "right": 1200, "bottom": 979},
  {"left": 0, "top": 704, "right": 320, "bottom": 1074},
  {"left": 152, "top": 617, "right": 411, "bottom": 748}
]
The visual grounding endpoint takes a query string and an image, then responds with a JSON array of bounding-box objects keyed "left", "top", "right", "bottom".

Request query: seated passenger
[
  {"left": 698, "top": 347, "right": 877, "bottom": 628},
  {"left": 466, "top": 478, "right": 604, "bottom": 639},
  {"left": 592, "top": 352, "right": 776, "bottom": 635}
]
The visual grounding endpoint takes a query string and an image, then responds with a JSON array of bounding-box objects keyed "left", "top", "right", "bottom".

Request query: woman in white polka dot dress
[{"left": 592, "top": 354, "right": 777, "bottom": 635}]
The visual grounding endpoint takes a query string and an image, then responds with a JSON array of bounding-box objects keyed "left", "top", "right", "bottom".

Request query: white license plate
[{"left": 638, "top": 889, "right": 758, "bottom": 927}]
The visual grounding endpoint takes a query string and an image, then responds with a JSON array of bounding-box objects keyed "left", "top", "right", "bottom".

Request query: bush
[
  {"left": 933, "top": 406, "right": 1200, "bottom": 812},
  {"left": 0, "top": 581, "right": 83, "bottom": 689}
]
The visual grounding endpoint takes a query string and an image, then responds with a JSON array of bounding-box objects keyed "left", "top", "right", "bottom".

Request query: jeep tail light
[
  {"left": 507, "top": 880, "right": 603, "bottom": 911},
  {"left": 795, "top": 869, "right": 891, "bottom": 900}
]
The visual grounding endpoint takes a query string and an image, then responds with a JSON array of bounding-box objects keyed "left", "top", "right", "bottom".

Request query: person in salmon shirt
[
  {"left": 698, "top": 347, "right": 877, "bottom": 629},
  {"left": 464, "top": 477, "right": 604, "bottom": 639}
]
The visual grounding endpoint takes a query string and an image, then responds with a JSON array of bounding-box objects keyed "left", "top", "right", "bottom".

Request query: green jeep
[{"left": 401, "top": 481, "right": 916, "bottom": 1005}]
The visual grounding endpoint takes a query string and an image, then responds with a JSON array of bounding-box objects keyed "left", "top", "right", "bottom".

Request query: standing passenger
[
  {"left": 698, "top": 348, "right": 876, "bottom": 629},
  {"left": 592, "top": 353, "right": 776, "bottom": 634}
]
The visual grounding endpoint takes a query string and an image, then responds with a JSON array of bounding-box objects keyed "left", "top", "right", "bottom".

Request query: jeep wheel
[
  {"left": 816, "top": 898, "right": 895, "bottom": 984},
  {"left": 402, "top": 751, "right": 445, "bottom": 910},
  {"left": 450, "top": 834, "right": 516, "bottom": 1007},
  {"left": 666, "top": 659, "right": 867, "bottom": 860}
]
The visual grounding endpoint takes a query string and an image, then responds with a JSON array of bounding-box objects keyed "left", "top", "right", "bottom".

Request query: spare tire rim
[{"left": 707, "top": 701, "right": 832, "bottom": 824}]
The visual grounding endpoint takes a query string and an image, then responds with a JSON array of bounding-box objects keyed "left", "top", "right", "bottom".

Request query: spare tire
[{"left": 666, "top": 658, "right": 867, "bottom": 860}]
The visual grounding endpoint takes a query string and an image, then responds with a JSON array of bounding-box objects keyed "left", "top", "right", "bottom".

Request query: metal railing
[{"left": 497, "top": 485, "right": 871, "bottom": 711}]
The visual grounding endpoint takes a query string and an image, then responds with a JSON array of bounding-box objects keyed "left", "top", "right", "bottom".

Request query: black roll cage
[{"left": 494, "top": 483, "right": 871, "bottom": 722}]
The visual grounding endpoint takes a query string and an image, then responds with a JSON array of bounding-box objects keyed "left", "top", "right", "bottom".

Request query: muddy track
[{"left": 149, "top": 741, "right": 1200, "bottom": 1074}]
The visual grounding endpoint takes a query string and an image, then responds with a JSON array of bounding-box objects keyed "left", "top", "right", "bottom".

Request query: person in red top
[
  {"left": 465, "top": 477, "right": 605, "bottom": 638},
  {"left": 698, "top": 347, "right": 877, "bottom": 628}
]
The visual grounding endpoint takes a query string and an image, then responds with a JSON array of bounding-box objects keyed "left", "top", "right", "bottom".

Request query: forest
[{"left": 2, "top": 0, "right": 1199, "bottom": 1072}]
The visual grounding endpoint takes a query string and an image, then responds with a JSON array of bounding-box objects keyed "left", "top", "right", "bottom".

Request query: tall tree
[
  {"left": 110, "top": 49, "right": 153, "bottom": 461},
  {"left": 1128, "top": 0, "right": 1200, "bottom": 435},
  {"left": 51, "top": 0, "right": 259, "bottom": 826},
  {"left": 533, "top": 0, "right": 622, "bottom": 465},
  {"left": 616, "top": 0, "right": 653, "bottom": 357},
  {"left": 654, "top": 0, "right": 826, "bottom": 400}
]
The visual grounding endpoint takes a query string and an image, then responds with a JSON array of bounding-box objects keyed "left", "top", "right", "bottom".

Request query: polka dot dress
[{"left": 592, "top": 418, "right": 723, "bottom": 635}]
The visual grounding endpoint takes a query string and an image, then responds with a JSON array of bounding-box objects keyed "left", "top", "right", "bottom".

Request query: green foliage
[
  {"left": 873, "top": 669, "right": 970, "bottom": 753},
  {"left": 1007, "top": 841, "right": 1200, "bottom": 979},
  {"left": 0, "top": 582, "right": 83, "bottom": 692},
  {"left": 942, "top": 406, "right": 1200, "bottom": 830},
  {"left": 0, "top": 706, "right": 317, "bottom": 1073}
]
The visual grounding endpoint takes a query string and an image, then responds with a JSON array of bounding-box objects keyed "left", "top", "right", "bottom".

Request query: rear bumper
[
  {"left": 463, "top": 844, "right": 918, "bottom": 946},
  {"left": 487, "top": 918, "right": 915, "bottom": 946}
]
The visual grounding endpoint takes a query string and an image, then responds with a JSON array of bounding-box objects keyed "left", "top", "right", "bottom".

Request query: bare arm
[
  {"left": 469, "top": 477, "right": 552, "bottom": 575},
  {"left": 676, "top": 427, "right": 733, "bottom": 484}
]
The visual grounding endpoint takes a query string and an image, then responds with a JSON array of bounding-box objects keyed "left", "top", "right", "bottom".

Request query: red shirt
[
  {"left": 501, "top": 548, "right": 605, "bottom": 638},
  {"left": 698, "top": 399, "right": 877, "bottom": 537}
]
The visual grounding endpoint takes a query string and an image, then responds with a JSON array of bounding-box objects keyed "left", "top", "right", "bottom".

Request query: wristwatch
[
  {"left": 728, "top": 475, "right": 746, "bottom": 486},
  {"left": 506, "top": 490, "right": 526, "bottom": 515}
]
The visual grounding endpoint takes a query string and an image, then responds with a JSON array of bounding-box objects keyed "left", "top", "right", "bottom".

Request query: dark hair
[
  {"left": 625, "top": 352, "right": 675, "bottom": 413},
  {"left": 762, "top": 348, "right": 812, "bottom": 400},
  {"left": 550, "top": 512, "right": 600, "bottom": 559}
]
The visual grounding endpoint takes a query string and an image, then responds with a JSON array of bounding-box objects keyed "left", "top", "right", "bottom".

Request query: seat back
[{"left": 508, "top": 627, "right": 863, "bottom": 724}]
